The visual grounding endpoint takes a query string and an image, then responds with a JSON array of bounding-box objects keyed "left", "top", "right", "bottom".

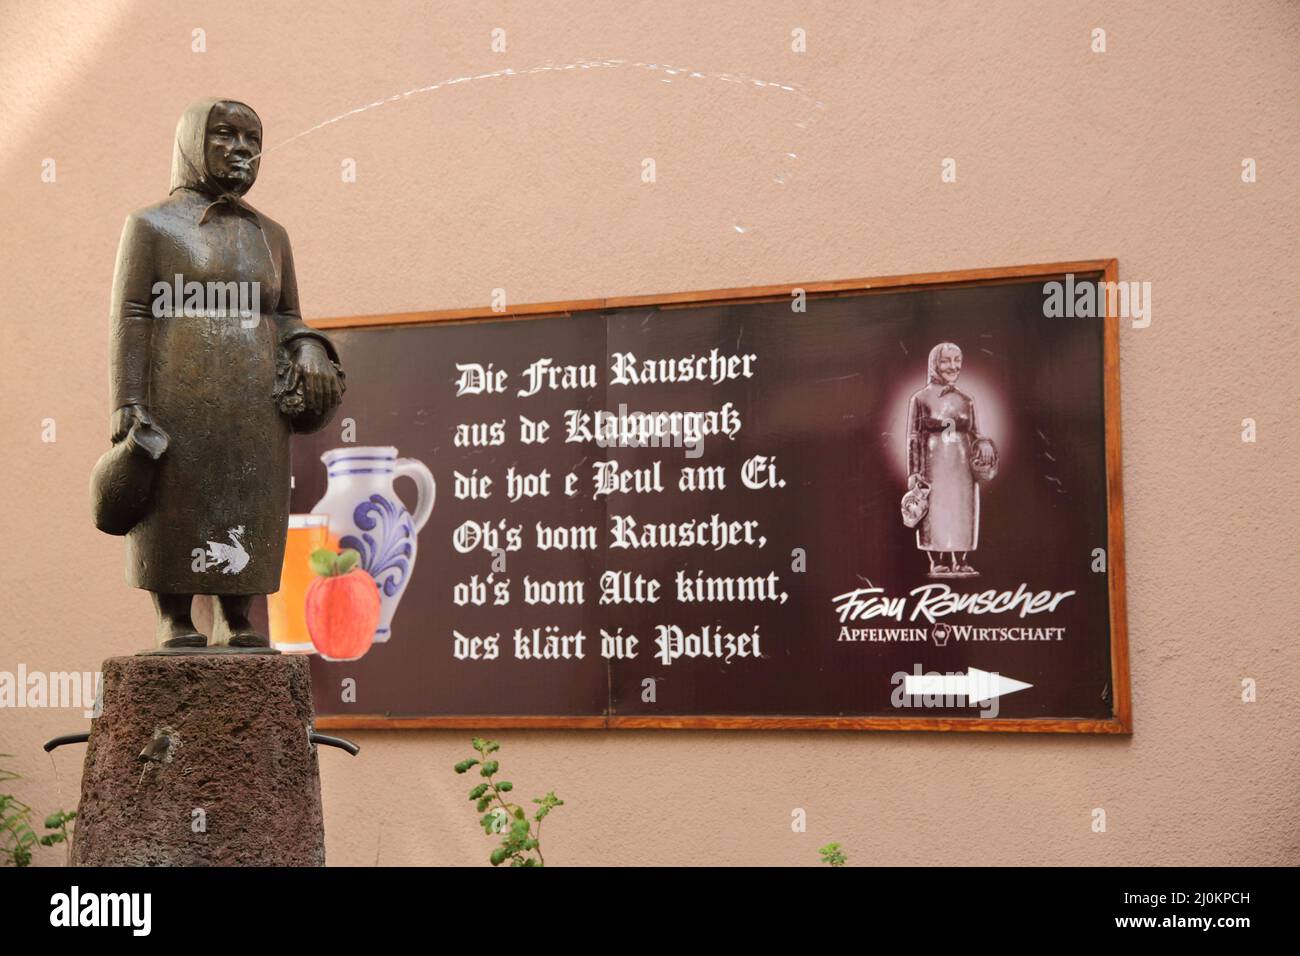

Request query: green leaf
[
  {"left": 496, "top": 781, "right": 513, "bottom": 792},
  {"left": 489, "top": 847, "right": 508, "bottom": 866},
  {"left": 453, "top": 759, "right": 479, "bottom": 774},
  {"left": 476, "top": 797, "right": 492, "bottom": 813},
  {"left": 335, "top": 549, "right": 361, "bottom": 574},
  {"left": 43, "top": 811, "right": 72, "bottom": 829},
  {"left": 479, "top": 761, "right": 499, "bottom": 776},
  {"left": 468, "top": 783, "right": 489, "bottom": 800},
  {"left": 308, "top": 548, "right": 337, "bottom": 577}
]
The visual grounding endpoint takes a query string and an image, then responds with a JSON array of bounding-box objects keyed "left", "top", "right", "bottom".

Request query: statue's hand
[
  {"left": 111, "top": 403, "right": 153, "bottom": 444},
  {"left": 291, "top": 340, "right": 343, "bottom": 415}
]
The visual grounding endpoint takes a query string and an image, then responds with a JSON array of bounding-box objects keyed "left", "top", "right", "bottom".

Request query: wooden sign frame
[{"left": 310, "top": 259, "right": 1131, "bottom": 734}]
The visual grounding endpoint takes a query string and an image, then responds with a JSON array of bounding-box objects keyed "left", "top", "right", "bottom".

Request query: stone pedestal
[{"left": 73, "top": 654, "right": 325, "bottom": 866}]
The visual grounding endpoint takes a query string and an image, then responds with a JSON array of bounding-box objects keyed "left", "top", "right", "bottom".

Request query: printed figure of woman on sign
[{"left": 901, "top": 342, "right": 999, "bottom": 577}]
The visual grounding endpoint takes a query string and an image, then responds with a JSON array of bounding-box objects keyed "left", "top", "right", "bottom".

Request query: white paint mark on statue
[{"left": 204, "top": 525, "right": 250, "bottom": 574}]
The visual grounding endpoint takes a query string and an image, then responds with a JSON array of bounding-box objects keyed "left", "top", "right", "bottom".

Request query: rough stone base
[{"left": 73, "top": 654, "right": 324, "bottom": 866}]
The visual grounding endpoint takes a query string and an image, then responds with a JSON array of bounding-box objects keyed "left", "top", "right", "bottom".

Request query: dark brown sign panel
[{"left": 290, "top": 262, "right": 1130, "bottom": 733}]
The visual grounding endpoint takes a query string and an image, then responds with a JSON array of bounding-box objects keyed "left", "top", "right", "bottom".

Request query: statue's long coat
[{"left": 109, "top": 99, "right": 340, "bottom": 595}]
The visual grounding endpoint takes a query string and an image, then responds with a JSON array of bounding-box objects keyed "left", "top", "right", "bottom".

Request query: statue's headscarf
[
  {"left": 926, "top": 342, "right": 962, "bottom": 386},
  {"left": 169, "top": 98, "right": 263, "bottom": 225}
]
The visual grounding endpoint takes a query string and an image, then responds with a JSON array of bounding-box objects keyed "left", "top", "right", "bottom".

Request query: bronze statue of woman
[
  {"left": 97, "top": 99, "right": 345, "bottom": 649},
  {"left": 905, "top": 342, "right": 997, "bottom": 577}
]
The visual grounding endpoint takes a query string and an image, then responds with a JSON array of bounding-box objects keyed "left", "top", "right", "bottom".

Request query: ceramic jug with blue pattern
[{"left": 311, "top": 446, "right": 435, "bottom": 643}]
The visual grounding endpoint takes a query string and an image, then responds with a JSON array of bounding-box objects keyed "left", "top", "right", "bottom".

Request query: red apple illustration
[{"left": 305, "top": 548, "right": 381, "bottom": 661}]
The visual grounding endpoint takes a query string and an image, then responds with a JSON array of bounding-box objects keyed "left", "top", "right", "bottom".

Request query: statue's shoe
[
  {"left": 159, "top": 630, "right": 206, "bottom": 649},
  {"left": 224, "top": 630, "right": 270, "bottom": 649}
]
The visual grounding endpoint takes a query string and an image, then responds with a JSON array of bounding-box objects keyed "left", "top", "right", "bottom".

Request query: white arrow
[{"left": 904, "top": 667, "right": 1033, "bottom": 705}]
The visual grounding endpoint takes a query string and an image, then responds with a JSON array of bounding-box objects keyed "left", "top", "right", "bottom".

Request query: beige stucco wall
[{"left": 2, "top": 1, "right": 1296, "bottom": 866}]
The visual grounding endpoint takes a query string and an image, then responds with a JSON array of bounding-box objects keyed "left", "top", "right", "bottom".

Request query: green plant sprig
[
  {"left": 0, "top": 790, "right": 38, "bottom": 868},
  {"left": 819, "top": 842, "right": 847, "bottom": 867},
  {"left": 0, "top": 757, "right": 76, "bottom": 867},
  {"left": 454, "top": 737, "right": 563, "bottom": 867}
]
